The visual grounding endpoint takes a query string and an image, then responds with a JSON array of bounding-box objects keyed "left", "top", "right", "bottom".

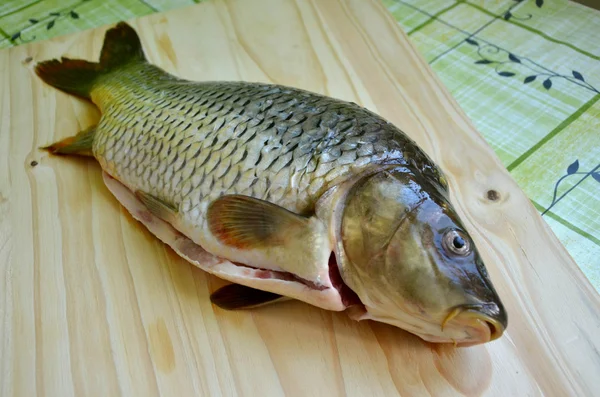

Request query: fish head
[{"left": 336, "top": 167, "right": 507, "bottom": 347}]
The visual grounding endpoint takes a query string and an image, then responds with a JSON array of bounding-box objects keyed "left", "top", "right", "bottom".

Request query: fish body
[{"left": 37, "top": 23, "right": 507, "bottom": 346}]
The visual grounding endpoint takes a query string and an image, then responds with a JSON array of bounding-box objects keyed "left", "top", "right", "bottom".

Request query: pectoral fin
[
  {"left": 135, "top": 191, "right": 178, "bottom": 224},
  {"left": 210, "top": 283, "right": 287, "bottom": 310},
  {"left": 207, "top": 195, "right": 309, "bottom": 249}
]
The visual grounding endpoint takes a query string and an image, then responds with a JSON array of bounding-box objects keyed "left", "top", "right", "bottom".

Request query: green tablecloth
[{"left": 2, "top": 0, "right": 598, "bottom": 291}]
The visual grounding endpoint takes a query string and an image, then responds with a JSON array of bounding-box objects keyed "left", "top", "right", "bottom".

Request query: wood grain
[{"left": 1, "top": 0, "right": 599, "bottom": 396}]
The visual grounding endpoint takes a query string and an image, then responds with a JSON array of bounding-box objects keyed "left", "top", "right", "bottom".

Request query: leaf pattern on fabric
[
  {"left": 7, "top": 0, "right": 89, "bottom": 45},
  {"left": 567, "top": 160, "right": 580, "bottom": 175},
  {"left": 542, "top": 160, "right": 600, "bottom": 216},
  {"left": 470, "top": 43, "right": 598, "bottom": 94}
]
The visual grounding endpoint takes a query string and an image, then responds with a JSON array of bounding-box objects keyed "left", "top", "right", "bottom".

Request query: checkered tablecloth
[{"left": 2, "top": 0, "right": 598, "bottom": 291}]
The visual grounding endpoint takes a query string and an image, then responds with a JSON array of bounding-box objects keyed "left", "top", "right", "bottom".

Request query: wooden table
[{"left": 1, "top": 0, "right": 599, "bottom": 396}]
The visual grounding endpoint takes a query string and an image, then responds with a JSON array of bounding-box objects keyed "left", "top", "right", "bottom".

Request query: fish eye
[{"left": 442, "top": 230, "right": 471, "bottom": 256}]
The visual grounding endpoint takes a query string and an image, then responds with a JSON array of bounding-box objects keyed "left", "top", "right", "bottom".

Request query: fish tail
[{"left": 34, "top": 22, "right": 146, "bottom": 100}]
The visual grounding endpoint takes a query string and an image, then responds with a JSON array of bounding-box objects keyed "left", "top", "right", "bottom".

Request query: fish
[{"left": 36, "top": 22, "right": 507, "bottom": 347}]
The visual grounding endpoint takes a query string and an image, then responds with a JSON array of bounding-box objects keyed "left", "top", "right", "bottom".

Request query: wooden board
[{"left": 1, "top": 0, "right": 599, "bottom": 396}]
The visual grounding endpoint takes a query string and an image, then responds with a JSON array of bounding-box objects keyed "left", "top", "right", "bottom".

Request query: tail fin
[{"left": 35, "top": 22, "right": 146, "bottom": 99}]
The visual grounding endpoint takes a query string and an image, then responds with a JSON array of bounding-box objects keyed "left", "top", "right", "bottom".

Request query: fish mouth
[
  {"left": 484, "top": 315, "right": 505, "bottom": 341},
  {"left": 443, "top": 304, "right": 507, "bottom": 346}
]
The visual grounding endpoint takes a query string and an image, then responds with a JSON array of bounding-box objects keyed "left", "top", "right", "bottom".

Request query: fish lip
[
  {"left": 447, "top": 304, "right": 507, "bottom": 346},
  {"left": 479, "top": 302, "right": 508, "bottom": 332},
  {"left": 462, "top": 310, "right": 505, "bottom": 344}
]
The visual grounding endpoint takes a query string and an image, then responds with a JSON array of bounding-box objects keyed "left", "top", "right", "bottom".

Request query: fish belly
[{"left": 102, "top": 172, "right": 345, "bottom": 311}]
